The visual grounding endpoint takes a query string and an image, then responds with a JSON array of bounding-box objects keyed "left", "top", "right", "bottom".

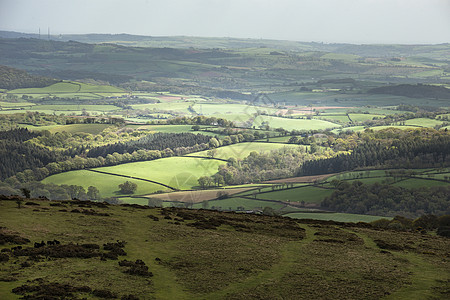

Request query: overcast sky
[{"left": 1, "top": 0, "right": 449, "bottom": 44}]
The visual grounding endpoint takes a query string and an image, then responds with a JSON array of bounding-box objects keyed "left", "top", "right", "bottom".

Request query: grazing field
[
  {"left": 93, "top": 157, "right": 226, "bottom": 190},
  {"left": 348, "top": 113, "right": 385, "bottom": 122},
  {"left": 130, "top": 102, "right": 192, "bottom": 114},
  {"left": 284, "top": 212, "right": 388, "bottom": 222},
  {"left": 253, "top": 115, "right": 340, "bottom": 131},
  {"left": 403, "top": 118, "right": 444, "bottom": 127},
  {"left": 370, "top": 125, "right": 422, "bottom": 131},
  {"left": 8, "top": 81, "right": 125, "bottom": 95},
  {"left": 192, "top": 103, "right": 278, "bottom": 116},
  {"left": 126, "top": 124, "right": 206, "bottom": 134},
  {"left": 316, "top": 115, "right": 350, "bottom": 123},
  {"left": 187, "top": 142, "right": 304, "bottom": 160},
  {"left": 192, "top": 197, "right": 286, "bottom": 211},
  {"left": 392, "top": 178, "right": 449, "bottom": 188},
  {"left": 143, "top": 187, "right": 256, "bottom": 203},
  {"left": 29, "top": 104, "right": 119, "bottom": 112},
  {"left": 42, "top": 170, "right": 167, "bottom": 197},
  {"left": 257, "top": 186, "right": 334, "bottom": 204},
  {"left": 21, "top": 123, "right": 112, "bottom": 134}
]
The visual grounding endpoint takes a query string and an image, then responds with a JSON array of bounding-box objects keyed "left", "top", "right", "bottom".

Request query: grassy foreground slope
[{"left": 0, "top": 198, "right": 449, "bottom": 299}]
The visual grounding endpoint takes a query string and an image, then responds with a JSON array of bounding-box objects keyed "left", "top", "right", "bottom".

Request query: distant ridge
[{"left": 1, "top": 30, "right": 448, "bottom": 57}]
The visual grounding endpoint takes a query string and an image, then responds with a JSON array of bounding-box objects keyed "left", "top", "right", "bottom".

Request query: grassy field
[
  {"left": 392, "top": 178, "right": 449, "bottom": 188},
  {"left": 257, "top": 186, "right": 334, "bottom": 204},
  {"left": 348, "top": 113, "right": 385, "bottom": 122},
  {"left": 126, "top": 124, "right": 207, "bottom": 134},
  {"left": 1, "top": 199, "right": 448, "bottom": 299},
  {"left": 192, "top": 103, "right": 278, "bottom": 116},
  {"left": 192, "top": 197, "right": 286, "bottom": 211},
  {"left": 21, "top": 123, "right": 112, "bottom": 134},
  {"left": 253, "top": 115, "right": 340, "bottom": 131},
  {"left": 187, "top": 142, "right": 304, "bottom": 160},
  {"left": 42, "top": 170, "right": 167, "bottom": 197},
  {"left": 403, "top": 118, "right": 444, "bottom": 127},
  {"left": 8, "top": 81, "right": 125, "bottom": 95},
  {"left": 93, "top": 157, "right": 226, "bottom": 190}
]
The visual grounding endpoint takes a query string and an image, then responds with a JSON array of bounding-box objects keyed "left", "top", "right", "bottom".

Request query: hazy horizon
[{"left": 1, "top": 0, "right": 449, "bottom": 45}]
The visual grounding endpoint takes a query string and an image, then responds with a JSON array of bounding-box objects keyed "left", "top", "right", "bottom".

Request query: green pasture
[
  {"left": 32, "top": 104, "right": 119, "bottom": 112},
  {"left": 284, "top": 212, "right": 388, "bottom": 222},
  {"left": 253, "top": 115, "right": 340, "bottom": 131},
  {"left": 9, "top": 82, "right": 80, "bottom": 94},
  {"left": 320, "top": 53, "right": 360, "bottom": 61},
  {"left": 94, "top": 157, "right": 226, "bottom": 190},
  {"left": 331, "top": 126, "right": 366, "bottom": 134},
  {"left": 42, "top": 170, "right": 166, "bottom": 198},
  {"left": 392, "top": 178, "right": 449, "bottom": 188},
  {"left": 192, "top": 103, "right": 278, "bottom": 116},
  {"left": 209, "top": 113, "right": 253, "bottom": 124},
  {"left": 192, "top": 197, "right": 286, "bottom": 211},
  {"left": 0, "top": 101, "right": 35, "bottom": 108},
  {"left": 316, "top": 115, "right": 350, "bottom": 123},
  {"left": 403, "top": 118, "right": 444, "bottom": 128},
  {"left": 131, "top": 102, "right": 192, "bottom": 114},
  {"left": 348, "top": 113, "right": 385, "bottom": 122},
  {"left": 187, "top": 142, "right": 305, "bottom": 160},
  {"left": 46, "top": 124, "right": 111, "bottom": 134},
  {"left": 126, "top": 124, "right": 207, "bottom": 134},
  {"left": 326, "top": 170, "right": 388, "bottom": 181},
  {"left": 257, "top": 186, "right": 334, "bottom": 204},
  {"left": 370, "top": 125, "right": 422, "bottom": 131},
  {"left": 17, "top": 124, "right": 61, "bottom": 131}
]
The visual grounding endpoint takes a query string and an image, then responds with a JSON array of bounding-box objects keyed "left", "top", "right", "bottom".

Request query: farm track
[
  {"left": 202, "top": 225, "right": 317, "bottom": 299},
  {"left": 87, "top": 169, "right": 177, "bottom": 190}
]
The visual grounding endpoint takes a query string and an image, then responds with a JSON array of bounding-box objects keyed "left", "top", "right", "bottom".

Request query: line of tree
[{"left": 86, "top": 132, "right": 211, "bottom": 157}]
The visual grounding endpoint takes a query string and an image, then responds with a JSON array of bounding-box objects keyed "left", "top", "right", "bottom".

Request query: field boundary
[{"left": 87, "top": 169, "right": 177, "bottom": 190}]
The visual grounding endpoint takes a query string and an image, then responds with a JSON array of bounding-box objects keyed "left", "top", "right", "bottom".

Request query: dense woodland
[
  {"left": 322, "top": 181, "right": 450, "bottom": 218},
  {"left": 0, "top": 65, "right": 59, "bottom": 90},
  {"left": 0, "top": 129, "right": 61, "bottom": 180},
  {"left": 368, "top": 84, "right": 450, "bottom": 99},
  {"left": 298, "top": 128, "right": 450, "bottom": 175}
]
